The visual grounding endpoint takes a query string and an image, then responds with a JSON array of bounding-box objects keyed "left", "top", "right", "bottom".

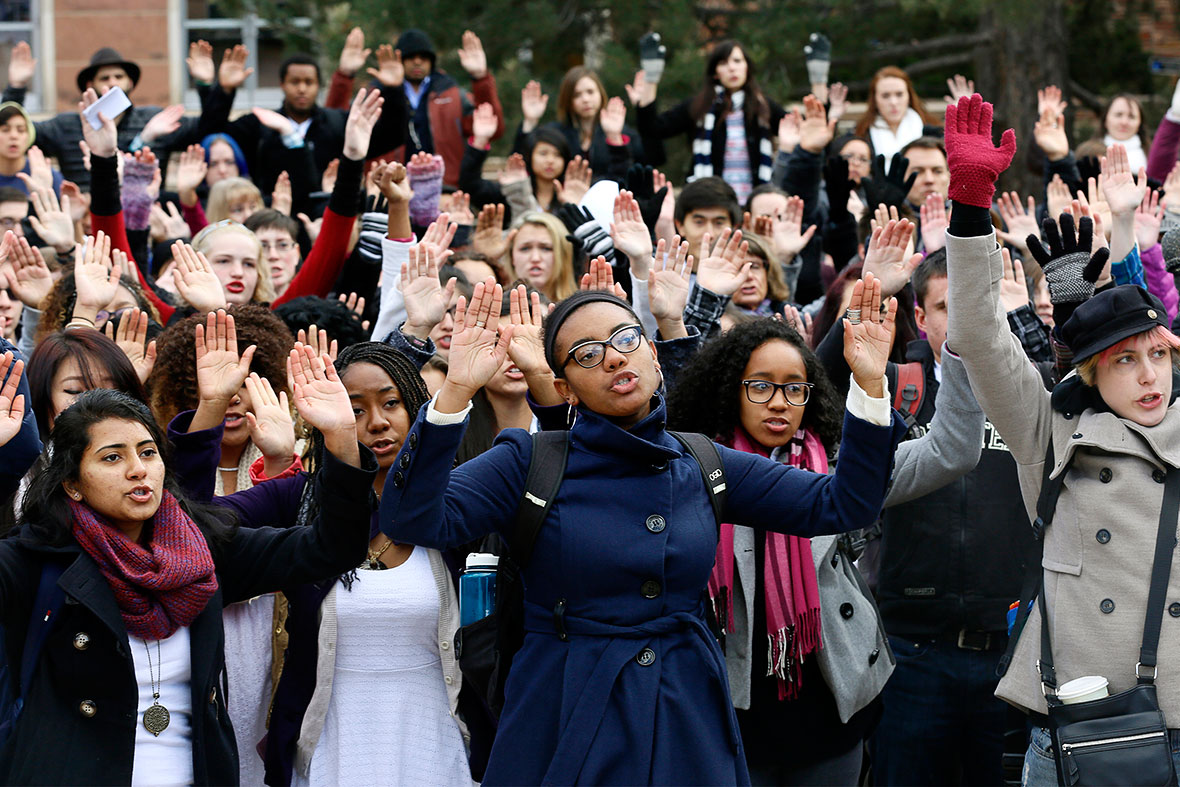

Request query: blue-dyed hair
[{"left": 200, "top": 133, "right": 249, "bottom": 179}]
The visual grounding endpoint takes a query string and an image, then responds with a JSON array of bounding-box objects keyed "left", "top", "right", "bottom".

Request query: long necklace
[
  {"left": 142, "top": 639, "right": 171, "bottom": 736},
  {"left": 363, "top": 537, "right": 394, "bottom": 571}
]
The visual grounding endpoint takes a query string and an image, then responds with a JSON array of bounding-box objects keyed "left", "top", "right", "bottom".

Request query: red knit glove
[{"left": 944, "top": 94, "right": 1017, "bottom": 209}]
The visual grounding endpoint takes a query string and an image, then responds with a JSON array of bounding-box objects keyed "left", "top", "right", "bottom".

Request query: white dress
[
  {"left": 223, "top": 594, "right": 278, "bottom": 787},
  {"left": 294, "top": 547, "right": 473, "bottom": 786}
]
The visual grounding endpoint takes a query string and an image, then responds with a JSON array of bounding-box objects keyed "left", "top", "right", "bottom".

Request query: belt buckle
[{"left": 957, "top": 628, "right": 988, "bottom": 651}]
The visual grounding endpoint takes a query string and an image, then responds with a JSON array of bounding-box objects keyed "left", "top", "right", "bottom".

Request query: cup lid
[
  {"left": 465, "top": 552, "right": 500, "bottom": 569},
  {"left": 1057, "top": 675, "right": 1109, "bottom": 699}
]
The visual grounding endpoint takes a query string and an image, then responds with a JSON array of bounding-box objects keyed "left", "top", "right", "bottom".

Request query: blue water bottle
[{"left": 459, "top": 553, "right": 499, "bottom": 626}]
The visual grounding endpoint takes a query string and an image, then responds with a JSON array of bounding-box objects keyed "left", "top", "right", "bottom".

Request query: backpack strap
[
  {"left": 892, "top": 361, "right": 925, "bottom": 430},
  {"left": 19, "top": 561, "right": 66, "bottom": 701},
  {"left": 511, "top": 431, "right": 571, "bottom": 572},
  {"left": 670, "top": 432, "right": 728, "bottom": 527}
]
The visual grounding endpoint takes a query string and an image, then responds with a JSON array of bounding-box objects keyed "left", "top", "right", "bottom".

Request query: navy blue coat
[
  {"left": 381, "top": 395, "right": 905, "bottom": 785},
  {"left": 0, "top": 337, "right": 39, "bottom": 503}
]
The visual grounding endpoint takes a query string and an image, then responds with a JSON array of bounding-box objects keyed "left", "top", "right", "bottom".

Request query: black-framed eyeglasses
[
  {"left": 741, "top": 379, "right": 814, "bottom": 406},
  {"left": 563, "top": 324, "right": 644, "bottom": 370}
]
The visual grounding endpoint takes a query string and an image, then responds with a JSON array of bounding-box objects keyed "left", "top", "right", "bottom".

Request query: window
[{"left": 0, "top": 0, "right": 41, "bottom": 112}]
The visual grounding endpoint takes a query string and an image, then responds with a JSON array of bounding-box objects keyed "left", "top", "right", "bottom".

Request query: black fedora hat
[{"left": 76, "top": 48, "right": 141, "bottom": 94}]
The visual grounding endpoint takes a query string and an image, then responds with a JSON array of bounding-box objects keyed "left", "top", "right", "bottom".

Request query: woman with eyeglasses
[{"left": 378, "top": 272, "right": 905, "bottom": 785}]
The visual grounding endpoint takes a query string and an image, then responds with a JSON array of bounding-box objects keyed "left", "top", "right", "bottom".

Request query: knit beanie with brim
[{"left": 0, "top": 102, "right": 34, "bottom": 150}]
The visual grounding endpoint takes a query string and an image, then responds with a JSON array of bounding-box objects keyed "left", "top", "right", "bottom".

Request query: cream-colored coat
[{"left": 946, "top": 230, "right": 1180, "bottom": 717}]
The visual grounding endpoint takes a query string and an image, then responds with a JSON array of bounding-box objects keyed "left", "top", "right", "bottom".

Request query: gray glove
[
  {"left": 1026, "top": 214, "right": 1109, "bottom": 304},
  {"left": 640, "top": 32, "right": 666, "bottom": 85},
  {"left": 803, "top": 33, "right": 831, "bottom": 86}
]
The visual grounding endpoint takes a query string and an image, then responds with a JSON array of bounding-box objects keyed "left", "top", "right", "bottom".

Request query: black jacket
[
  {"left": 0, "top": 445, "right": 376, "bottom": 786},
  {"left": 511, "top": 120, "right": 643, "bottom": 183},
  {"left": 875, "top": 340, "right": 1034, "bottom": 638}
]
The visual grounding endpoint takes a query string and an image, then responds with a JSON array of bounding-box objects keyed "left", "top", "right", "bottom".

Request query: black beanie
[
  {"left": 543, "top": 291, "right": 641, "bottom": 376},
  {"left": 396, "top": 30, "right": 436, "bottom": 64}
]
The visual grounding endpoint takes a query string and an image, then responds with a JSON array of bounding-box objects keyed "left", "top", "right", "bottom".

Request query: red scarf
[
  {"left": 70, "top": 491, "right": 218, "bottom": 640},
  {"left": 708, "top": 427, "right": 826, "bottom": 700}
]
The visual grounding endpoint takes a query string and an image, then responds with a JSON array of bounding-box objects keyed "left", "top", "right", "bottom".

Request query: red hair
[
  {"left": 1096, "top": 325, "right": 1180, "bottom": 366},
  {"left": 855, "top": 66, "right": 935, "bottom": 138}
]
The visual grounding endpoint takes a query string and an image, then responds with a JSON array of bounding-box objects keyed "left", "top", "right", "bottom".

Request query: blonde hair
[
  {"left": 205, "top": 177, "right": 264, "bottom": 224},
  {"left": 742, "top": 233, "right": 790, "bottom": 303},
  {"left": 192, "top": 221, "right": 276, "bottom": 304},
  {"left": 511, "top": 212, "right": 577, "bottom": 301},
  {"left": 1075, "top": 325, "right": 1180, "bottom": 386}
]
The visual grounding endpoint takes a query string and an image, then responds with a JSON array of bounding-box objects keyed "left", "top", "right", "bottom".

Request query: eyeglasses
[
  {"left": 840, "top": 152, "right": 871, "bottom": 165},
  {"left": 0, "top": 218, "right": 20, "bottom": 230},
  {"left": 741, "top": 379, "right": 814, "bottom": 405},
  {"left": 260, "top": 240, "right": 296, "bottom": 254},
  {"left": 563, "top": 324, "right": 644, "bottom": 370}
]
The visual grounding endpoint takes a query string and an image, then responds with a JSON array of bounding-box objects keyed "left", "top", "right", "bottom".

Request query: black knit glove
[
  {"left": 861, "top": 152, "right": 916, "bottom": 210},
  {"left": 624, "top": 164, "right": 669, "bottom": 236},
  {"left": 1026, "top": 214, "right": 1109, "bottom": 305},
  {"left": 824, "top": 155, "right": 853, "bottom": 223},
  {"left": 555, "top": 203, "right": 615, "bottom": 264}
]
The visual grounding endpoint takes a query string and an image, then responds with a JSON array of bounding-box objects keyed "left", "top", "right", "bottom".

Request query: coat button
[
  {"left": 1099, "top": 468, "right": 1113, "bottom": 483},
  {"left": 1064, "top": 412, "right": 1074, "bottom": 420},
  {"left": 1170, "top": 603, "right": 1180, "bottom": 618},
  {"left": 72, "top": 632, "right": 90, "bottom": 651},
  {"left": 1096, "top": 529, "right": 1111, "bottom": 544},
  {"left": 444, "top": 675, "right": 453, "bottom": 685},
  {"left": 78, "top": 700, "right": 96, "bottom": 718},
  {"left": 869, "top": 648, "right": 880, "bottom": 665},
  {"left": 1072, "top": 433, "right": 1083, "bottom": 439},
  {"left": 408, "top": 433, "right": 418, "bottom": 449},
  {"left": 637, "top": 648, "right": 656, "bottom": 666},
  {"left": 440, "top": 640, "right": 450, "bottom": 650},
  {"left": 1154, "top": 469, "right": 1167, "bottom": 484},
  {"left": 840, "top": 602, "right": 854, "bottom": 619},
  {"left": 392, "top": 471, "right": 405, "bottom": 488},
  {"left": 645, "top": 515, "right": 666, "bottom": 533},
  {"left": 640, "top": 580, "right": 662, "bottom": 598},
  {"left": 651, "top": 461, "right": 668, "bottom": 472},
  {"left": 1100, "top": 598, "right": 1115, "bottom": 614},
  {"left": 399, "top": 452, "right": 411, "bottom": 469}
]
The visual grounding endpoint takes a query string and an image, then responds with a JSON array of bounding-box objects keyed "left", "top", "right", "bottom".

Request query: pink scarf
[
  {"left": 70, "top": 491, "right": 218, "bottom": 641},
  {"left": 708, "top": 427, "right": 826, "bottom": 700}
]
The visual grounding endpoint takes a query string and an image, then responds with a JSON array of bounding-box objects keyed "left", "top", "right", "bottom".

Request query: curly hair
[
  {"left": 147, "top": 303, "right": 294, "bottom": 427},
  {"left": 666, "top": 318, "right": 842, "bottom": 453},
  {"left": 36, "top": 271, "right": 161, "bottom": 343},
  {"left": 273, "top": 296, "right": 369, "bottom": 352}
]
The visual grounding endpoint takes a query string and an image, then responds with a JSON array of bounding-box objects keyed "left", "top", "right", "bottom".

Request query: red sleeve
[
  {"left": 90, "top": 211, "right": 175, "bottom": 323},
  {"left": 325, "top": 70, "right": 355, "bottom": 111},
  {"left": 465, "top": 73, "right": 505, "bottom": 141},
  {"left": 271, "top": 207, "right": 357, "bottom": 307},
  {"left": 249, "top": 453, "right": 304, "bottom": 484},
  {"left": 181, "top": 200, "right": 208, "bottom": 237}
]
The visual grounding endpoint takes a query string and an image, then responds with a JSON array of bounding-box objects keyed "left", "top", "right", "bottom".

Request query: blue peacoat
[{"left": 380, "top": 395, "right": 905, "bottom": 785}]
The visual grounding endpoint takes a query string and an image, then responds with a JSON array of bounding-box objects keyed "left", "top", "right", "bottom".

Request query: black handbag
[{"left": 1007, "top": 442, "right": 1180, "bottom": 786}]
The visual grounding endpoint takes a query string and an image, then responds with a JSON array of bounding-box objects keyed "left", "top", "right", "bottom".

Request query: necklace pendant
[{"left": 143, "top": 702, "right": 170, "bottom": 736}]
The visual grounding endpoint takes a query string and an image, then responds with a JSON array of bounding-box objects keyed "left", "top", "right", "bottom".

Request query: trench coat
[
  {"left": 380, "top": 394, "right": 904, "bottom": 785},
  {"left": 946, "top": 230, "right": 1180, "bottom": 718}
]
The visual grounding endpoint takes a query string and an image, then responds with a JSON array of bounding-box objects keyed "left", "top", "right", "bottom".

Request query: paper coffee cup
[{"left": 1057, "top": 676, "right": 1110, "bottom": 705}]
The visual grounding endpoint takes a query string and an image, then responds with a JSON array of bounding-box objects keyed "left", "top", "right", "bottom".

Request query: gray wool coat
[{"left": 946, "top": 230, "right": 1180, "bottom": 717}]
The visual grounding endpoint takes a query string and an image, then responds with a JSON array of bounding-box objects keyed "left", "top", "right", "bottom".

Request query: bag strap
[
  {"left": 511, "top": 431, "right": 571, "bottom": 572},
  {"left": 20, "top": 562, "right": 65, "bottom": 700},
  {"left": 670, "top": 432, "right": 727, "bottom": 527},
  {"left": 1136, "top": 466, "right": 1180, "bottom": 680},
  {"left": 892, "top": 362, "right": 925, "bottom": 430}
]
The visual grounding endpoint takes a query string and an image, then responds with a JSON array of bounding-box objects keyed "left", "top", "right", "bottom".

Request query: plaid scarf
[
  {"left": 71, "top": 491, "right": 218, "bottom": 640},
  {"left": 691, "top": 87, "right": 774, "bottom": 185},
  {"left": 708, "top": 427, "right": 825, "bottom": 700}
]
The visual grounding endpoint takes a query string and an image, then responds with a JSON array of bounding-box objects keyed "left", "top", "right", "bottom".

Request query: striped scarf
[
  {"left": 691, "top": 87, "right": 774, "bottom": 186},
  {"left": 708, "top": 427, "right": 825, "bottom": 700},
  {"left": 71, "top": 491, "right": 218, "bottom": 640}
]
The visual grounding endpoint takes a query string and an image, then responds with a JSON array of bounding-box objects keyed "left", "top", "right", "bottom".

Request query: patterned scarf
[
  {"left": 691, "top": 87, "right": 774, "bottom": 185},
  {"left": 70, "top": 491, "right": 218, "bottom": 640},
  {"left": 708, "top": 427, "right": 826, "bottom": 699}
]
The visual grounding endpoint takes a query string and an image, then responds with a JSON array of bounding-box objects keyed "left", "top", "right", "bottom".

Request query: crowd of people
[{"left": 0, "top": 20, "right": 1176, "bottom": 787}]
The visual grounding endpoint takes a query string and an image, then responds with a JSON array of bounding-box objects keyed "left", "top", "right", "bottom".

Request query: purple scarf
[{"left": 708, "top": 427, "right": 826, "bottom": 699}]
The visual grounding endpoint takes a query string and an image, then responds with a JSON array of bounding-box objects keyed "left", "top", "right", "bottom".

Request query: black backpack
[{"left": 454, "top": 430, "right": 727, "bottom": 723}]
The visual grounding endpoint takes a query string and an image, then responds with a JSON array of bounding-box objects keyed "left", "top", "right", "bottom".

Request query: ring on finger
[{"left": 475, "top": 320, "right": 487, "bottom": 329}]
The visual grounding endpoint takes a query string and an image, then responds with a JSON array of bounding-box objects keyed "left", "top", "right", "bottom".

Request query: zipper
[{"left": 1061, "top": 730, "right": 1166, "bottom": 753}]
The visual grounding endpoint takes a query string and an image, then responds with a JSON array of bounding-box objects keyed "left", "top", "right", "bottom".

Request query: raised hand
[
  {"left": 367, "top": 44, "right": 404, "bottom": 88},
  {"left": 418, "top": 212, "right": 458, "bottom": 259},
  {"left": 24, "top": 182, "right": 76, "bottom": 253},
  {"left": 580, "top": 256, "right": 627, "bottom": 299},
  {"left": 175, "top": 144, "right": 208, "bottom": 206},
  {"left": 648, "top": 237, "right": 692, "bottom": 337},
  {"left": 218, "top": 44, "right": 253, "bottom": 91},
  {"left": 498, "top": 153, "right": 529, "bottom": 186},
  {"left": 561, "top": 156, "right": 592, "bottom": 204},
  {"left": 1025, "top": 213, "right": 1109, "bottom": 304},
  {"left": 296, "top": 324, "right": 338, "bottom": 362},
  {"left": 445, "top": 190, "right": 474, "bottom": 225},
  {"left": 624, "top": 70, "right": 655, "bottom": 108},
  {"left": 1038, "top": 85, "right": 1068, "bottom": 118},
  {"left": 172, "top": 241, "right": 228, "bottom": 313},
  {"left": 919, "top": 193, "right": 949, "bottom": 253},
  {"left": 457, "top": 30, "right": 488, "bottom": 80},
  {"left": 1135, "top": 189, "right": 1163, "bottom": 251},
  {"left": 401, "top": 241, "right": 455, "bottom": 339},
  {"left": 996, "top": 191, "right": 1038, "bottom": 254},
  {"left": 150, "top": 201, "right": 191, "bottom": 242},
  {"left": 771, "top": 195, "right": 816, "bottom": 261},
  {"left": 320, "top": 158, "right": 339, "bottom": 193},
  {"left": 862, "top": 219, "right": 922, "bottom": 298},
  {"left": 25, "top": 147, "right": 54, "bottom": 193},
  {"left": 375, "top": 160, "right": 412, "bottom": 205},
  {"left": 777, "top": 109, "right": 801, "bottom": 153},
  {"left": 798, "top": 94, "right": 835, "bottom": 154},
  {"left": 244, "top": 372, "right": 296, "bottom": 466},
  {"left": 943, "top": 93, "right": 1017, "bottom": 208},
  {"left": 141, "top": 105, "right": 184, "bottom": 145},
  {"left": 521, "top": 80, "right": 549, "bottom": 132},
  {"left": 72, "top": 231, "right": 119, "bottom": 321},
  {"left": 1163, "top": 162, "right": 1180, "bottom": 212},
  {"left": 862, "top": 153, "right": 916, "bottom": 210},
  {"left": 343, "top": 88, "right": 384, "bottom": 161},
  {"left": 1101, "top": 144, "right": 1147, "bottom": 216},
  {"left": 471, "top": 102, "right": 498, "bottom": 147},
  {"left": 8, "top": 41, "right": 35, "bottom": 89},
  {"left": 998, "top": 247, "right": 1029, "bottom": 314},
  {"left": 1, "top": 232, "right": 52, "bottom": 309},
  {"left": 611, "top": 190, "right": 654, "bottom": 278},
  {"left": 696, "top": 228, "right": 751, "bottom": 297},
  {"left": 0, "top": 351, "right": 25, "bottom": 447},
  {"left": 1033, "top": 107, "right": 1069, "bottom": 162},
  {"left": 1047, "top": 174, "right": 1073, "bottom": 222},
  {"left": 600, "top": 97, "right": 627, "bottom": 143},
  {"left": 252, "top": 107, "right": 295, "bottom": 137},
  {"left": 186, "top": 40, "right": 214, "bottom": 85},
  {"left": 473, "top": 203, "right": 508, "bottom": 260},
  {"left": 271, "top": 170, "right": 292, "bottom": 215},
  {"left": 286, "top": 345, "right": 358, "bottom": 465},
  {"left": 828, "top": 82, "right": 849, "bottom": 122},
  {"left": 506, "top": 284, "right": 551, "bottom": 377},
  {"left": 438, "top": 278, "right": 513, "bottom": 409},
  {"left": 778, "top": 304, "right": 814, "bottom": 345},
  {"left": 338, "top": 27, "right": 370, "bottom": 77},
  {"left": 842, "top": 272, "right": 895, "bottom": 398},
  {"left": 943, "top": 74, "right": 975, "bottom": 105},
  {"left": 195, "top": 309, "right": 256, "bottom": 406},
  {"left": 104, "top": 308, "right": 156, "bottom": 383},
  {"left": 77, "top": 88, "right": 117, "bottom": 158}
]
